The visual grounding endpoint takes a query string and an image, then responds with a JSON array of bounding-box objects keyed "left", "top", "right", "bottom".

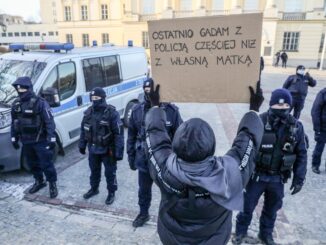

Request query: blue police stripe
[{"left": 52, "top": 77, "right": 146, "bottom": 115}]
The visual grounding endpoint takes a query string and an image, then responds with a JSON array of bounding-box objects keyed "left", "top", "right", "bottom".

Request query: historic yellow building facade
[{"left": 50, "top": 0, "right": 326, "bottom": 68}]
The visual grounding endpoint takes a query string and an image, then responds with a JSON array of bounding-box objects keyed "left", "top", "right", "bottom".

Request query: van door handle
[{"left": 77, "top": 95, "right": 83, "bottom": 106}]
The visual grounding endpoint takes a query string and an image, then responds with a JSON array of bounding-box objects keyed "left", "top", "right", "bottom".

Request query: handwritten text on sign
[{"left": 148, "top": 13, "right": 263, "bottom": 103}]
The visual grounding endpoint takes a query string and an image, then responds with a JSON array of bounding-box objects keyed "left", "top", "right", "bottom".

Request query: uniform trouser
[
  {"left": 236, "top": 178, "right": 284, "bottom": 238},
  {"left": 138, "top": 170, "right": 153, "bottom": 215},
  {"left": 23, "top": 141, "right": 57, "bottom": 183},
  {"left": 312, "top": 141, "right": 326, "bottom": 168},
  {"left": 290, "top": 99, "right": 305, "bottom": 119},
  {"left": 88, "top": 153, "right": 117, "bottom": 193},
  {"left": 282, "top": 60, "right": 287, "bottom": 68}
]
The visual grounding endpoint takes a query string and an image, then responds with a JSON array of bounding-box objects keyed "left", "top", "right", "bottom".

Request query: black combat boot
[
  {"left": 28, "top": 179, "right": 47, "bottom": 194},
  {"left": 232, "top": 234, "right": 260, "bottom": 244},
  {"left": 132, "top": 213, "right": 150, "bottom": 228},
  {"left": 83, "top": 188, "right": 99, "bottom": 199},
  {"left": 105, "top": 192, "right": 115, "bottom": 205},
  {"left": 258, "top": 233, "right": 278, "bottom": 245},
  {"left": 312, "top": 166, "right": 321, "bottom": 174},
  {"left": 49, "top": 182, "right": 58, "bottom": 198}
]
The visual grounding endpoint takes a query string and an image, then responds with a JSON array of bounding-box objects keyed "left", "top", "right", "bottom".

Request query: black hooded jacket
[{"left": 145, "top": 107, "right": 264, "bottom": 245}]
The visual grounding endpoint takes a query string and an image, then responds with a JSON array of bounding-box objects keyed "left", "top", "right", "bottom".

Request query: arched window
[
  {"left": 180, "top": 0, "right": 192, "bottom": 10},
  {"left": 284, "top": 0, "right": 304, "bottom": 12},
  {"left": 143, "top": 0, "right": 156, "bottom": 14},
  {"left": 244, "top": 0, "right": 259, "bottom": 11},
  {"left": 212, "top": 0, "right": 224, "bottom": 10}
]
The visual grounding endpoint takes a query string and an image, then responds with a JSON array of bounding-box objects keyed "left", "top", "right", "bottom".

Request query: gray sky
[{"left": 0, "top": 0, "right": 41, "bottom": 22}]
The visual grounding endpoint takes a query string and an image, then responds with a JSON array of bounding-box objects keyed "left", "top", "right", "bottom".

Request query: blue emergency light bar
[{"left": 9, "top": 43, "right": 74, "bottom": 52}]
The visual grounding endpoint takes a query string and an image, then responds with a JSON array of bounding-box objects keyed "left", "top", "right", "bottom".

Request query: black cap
[
  {"left": 296, "top": 65, "right": 305, "bottom": 71},
  {"left": 90, "top": 87, "right": 106, "bottom": 99}
]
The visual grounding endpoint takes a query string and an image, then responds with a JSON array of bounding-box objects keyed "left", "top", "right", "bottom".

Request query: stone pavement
[
  {"left": 0, "top": 65, "right": 326, "bottom": 244},
  {"left": 0, "top": 191, "right": 161, "bottom": 245}
]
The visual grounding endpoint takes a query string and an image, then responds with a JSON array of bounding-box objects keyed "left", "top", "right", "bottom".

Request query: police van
[{"left": 0, "top": 42, "right": 149, "bottom": 172}]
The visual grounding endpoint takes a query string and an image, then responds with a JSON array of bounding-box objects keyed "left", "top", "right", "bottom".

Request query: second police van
[{"left": 0, "top": 42, "right": 149, "bottom": 172}]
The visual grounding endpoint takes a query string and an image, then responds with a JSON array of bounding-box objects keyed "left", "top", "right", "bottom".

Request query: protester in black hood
[{"left": 143, "top": 81, "right": 264, "bottom": 245}]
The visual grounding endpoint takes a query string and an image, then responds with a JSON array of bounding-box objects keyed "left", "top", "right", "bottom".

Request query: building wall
[
  {"left": 40, "top": 0, "right": 58, "bottom": 24},
  {"left": 0, "top": 24, "right": 58, "bottom": 46},
  {"left": 54, "top": 0, "right": 326, "bottom": 68}
]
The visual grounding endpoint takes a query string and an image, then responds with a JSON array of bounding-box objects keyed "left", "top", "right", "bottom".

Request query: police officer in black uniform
[
  {"left": 127, "top": 78, "right": 183, "bottom": 227},
  {"left": 79, "top": 87, "right": 124, "bottom": 205},
  {"left": 11, "top": 77, "right": 58, "bottom": 198},
  {"left": 283, "top": 65, "right": 317, "bottom": 119},
  {"left": 234, "top": 88, "right": 307, "bottom": 245},
  {"left": 311, "top": 87, "right": 326, "bottom": 174}
]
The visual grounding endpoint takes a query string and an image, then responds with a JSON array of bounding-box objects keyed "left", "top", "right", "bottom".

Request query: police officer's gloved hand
[
  {"left": 249, "top": 80, "right": 264, "bottom": 112},
  {"left": 12, "top": 141, "right": 20, "bottom": 150},
  {"left": 290, "top": 183, "right": 303, "bottom": 195},
  {"left": 79, "top": 147, "right": 86, "bottom": 155},
  {"left": 148, "top": 82, "right": 160, "bottom": 107}
]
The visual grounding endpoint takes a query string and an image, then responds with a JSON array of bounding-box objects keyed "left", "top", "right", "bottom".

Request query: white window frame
[
  {"left": 102, "top": 33, "right": 109, "bottom": 44},
  {"left": 142, "top": 31, "right": 149, "bottom": 48},
  {"left": 101, "top": 4, "right": 108, "bottom": 19},
  {"left": 282, "top": 32, "right": 300, "bottom": 51},
  {"left": 81, "top": 5, "right": 88, "bottom": 20},
  {"left": 66, "top": 34, "right": 73, "bottom": 44},
  {"left": 82, "top": 34, "right": 89, "bottom": 47},
  {"left": 64, "top": 6, "right": 71, "bottom": 21}
]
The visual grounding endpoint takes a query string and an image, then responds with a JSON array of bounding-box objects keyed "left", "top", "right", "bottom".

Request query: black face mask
[
  {"left": 92, "top": 98, "right": 105, "bottom": 109},
  {"left": 144, "top": 91, "right": 150, "bottom": 103},
  {"left": 270, "top": 108, "right": 290, "bottom": 119},
  {"left": 18, "top": 90, "right": 33, "bottom": 101}
]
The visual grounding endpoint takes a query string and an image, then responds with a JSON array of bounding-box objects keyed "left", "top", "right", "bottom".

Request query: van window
[
  {"left": 102, "top": 56, "right": 120, "bottom": 86},
  {"left": 58, "top": 62, "right": 77, "bottom": 100},
  {"left": 43, "top": 68, "right": 58, "bottom": 91},
  {"left": 82, "top": 58, "right": 105, "bottom": 91},
  {"left": 42, "top": 62, "right": 76, "bottom": 100}
]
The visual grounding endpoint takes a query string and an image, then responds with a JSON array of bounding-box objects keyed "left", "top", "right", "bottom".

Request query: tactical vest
[
  {"left": 83, "top": 106, "right": 113, "bottom": 147},
  {"left": 256, "top": 114, "right": 298, "bottom": 176},
  {"left": 12, "top": 97, "right": 43, "bottom": 140}
]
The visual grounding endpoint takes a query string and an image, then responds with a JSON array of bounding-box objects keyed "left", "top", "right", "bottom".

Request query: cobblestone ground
[{"left": 0, "top": 66, "right": 325, "bottom": 244}]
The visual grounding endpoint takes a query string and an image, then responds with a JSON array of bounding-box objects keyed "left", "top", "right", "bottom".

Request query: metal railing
[
  {"left": 173, "top": 10, "right": 194, "bottom": 18},
  {"left": 139, "top": 14, "right": 159, "bottom": 22},
  {"left": 282, "top": 12, "right": 306, "bottom": 21},
  {"left": 206, "top": 9, "right": 230, "bottom": 16}
]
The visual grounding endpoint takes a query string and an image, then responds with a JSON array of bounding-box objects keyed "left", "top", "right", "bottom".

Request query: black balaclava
[
  {"left": 268, "top": 88, "right": 292, "bottom": 126},
  {"left": 172, "top": 118, "right": 216, "bottom": 163},
  {"left": 90, "top": 87, "right": 107, "bottom": 110}
]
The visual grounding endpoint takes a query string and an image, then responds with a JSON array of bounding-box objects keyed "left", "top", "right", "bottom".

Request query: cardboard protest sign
[{"left": 148, "top": 13, "right": 263, "bottom": 103}]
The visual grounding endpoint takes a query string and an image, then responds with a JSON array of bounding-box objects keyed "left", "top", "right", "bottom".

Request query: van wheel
[
  {"left": 21, "top": 143, "right": 59, "bottom": 172},
  {"left": 124, "top": 101, "right": 137, "bottom": 128}
]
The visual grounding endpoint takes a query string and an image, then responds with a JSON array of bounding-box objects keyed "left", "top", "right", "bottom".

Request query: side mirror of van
[{"left": 41, "top": 87, "right": 61, "bottom": 108}]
